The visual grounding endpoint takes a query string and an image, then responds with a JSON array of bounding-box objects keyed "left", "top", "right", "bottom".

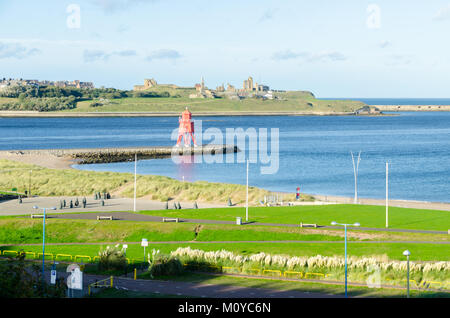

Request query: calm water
[{"left": 2, "top": 112, "right": 449, "bottom": 202}]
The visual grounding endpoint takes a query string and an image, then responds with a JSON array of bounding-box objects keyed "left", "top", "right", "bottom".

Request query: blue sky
[{"left": 1, "top": 0, "right": 450, "bottom": 97}]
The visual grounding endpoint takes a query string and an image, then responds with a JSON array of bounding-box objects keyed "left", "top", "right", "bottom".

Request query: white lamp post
[
  {"left": 33, "top": 205, "right": 56, "bottom": 280},
  {"left": 331, "top": 221, "right": 360, "bottom": 298},
  {"left": 403, "top": 250, "right": 411, "bottom": 298},
  {"left": 134, "top": 153, "right": 137, "bottom": 212},
  {"left": 386, "top": 162, "right": 389, "bottom": 228}
]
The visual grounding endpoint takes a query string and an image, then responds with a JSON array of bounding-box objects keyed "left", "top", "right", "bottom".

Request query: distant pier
[{"left": 2, "top": 145, "right": 239, "bottom": 165}]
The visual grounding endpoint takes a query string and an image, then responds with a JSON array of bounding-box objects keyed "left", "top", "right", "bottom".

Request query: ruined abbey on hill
[{"left": 133, "top": 76, "right": 274, "bottom": 100}]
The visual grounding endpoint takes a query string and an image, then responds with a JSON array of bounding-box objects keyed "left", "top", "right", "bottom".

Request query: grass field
[
  {"left": 66, "top": 90, "right": 366, "bottom": 114},
  {"left": 2, "top": 241, "right": 449, "bottom": 261},
  {"left": 2, "top": 216, "right": 448, "bottom": 244},
  {"left": 140, "top": 205, "right": 450, "bottom": 231},
  {"left": 0, "top": 218, "right": 353, "bottom": 244}
]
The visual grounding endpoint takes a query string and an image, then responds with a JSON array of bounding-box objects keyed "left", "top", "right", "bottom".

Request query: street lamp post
[
  {"left": 246, "top": 159, "right": 249, "bottom": 222},
  {"left": 386, "top": 162, "right": 389, "bottom": 228},
  {"left": 28, "top": 170, "right": 32, "bottom": 197},
  {"left": 33, "top": 205, "right": 56, "bottom": 280},
  {"left": 134, "top": 153, "right": 137, "bottom": 212},
  {"left": 331, "top": 221, "right": 360, "bottom": 298},
  {"left": 403, "top": 250, "right": 411, "bottom": 298}
]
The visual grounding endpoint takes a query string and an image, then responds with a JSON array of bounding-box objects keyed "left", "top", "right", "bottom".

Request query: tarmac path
[{"left": 44, "top": 270, "right": 341, "bottom": 298}]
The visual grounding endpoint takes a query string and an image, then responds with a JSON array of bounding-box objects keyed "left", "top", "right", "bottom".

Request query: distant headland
[{"left": 0, "top": 75, "right": 385, "bottom": 116}]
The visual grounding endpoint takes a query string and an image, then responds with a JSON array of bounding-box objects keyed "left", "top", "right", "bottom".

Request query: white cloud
[
  {"left": 272, "top": 49, "right": 347, "bottom": 62},
  {"left": 83, "top": 49, "right": 110, "bottom": 62},
  {"left": 83, "top": 49, "right": 137, "bottom": 62},
  {"left": 258, "top": 8, "right": 278, "bottom": 23},
  {"left": 146, "top": 49, "right": 181, "bottom": 61},
  {"left": 433, "top": 4, "right": 450, "bottom": 21},
  {"left": 385, "top": 54, "right": 412, "bottom": 66},
  {"left": 91, "top": 0, "right": 156, "bottom": 13},
  {"left": 0, "top": 43, "right": 41, "bottom": 59},
  {"left": 379, "top": 40, "right": 392, "bottom": 49}
]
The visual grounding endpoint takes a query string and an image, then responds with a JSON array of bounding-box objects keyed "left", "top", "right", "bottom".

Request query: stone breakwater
[
  {"left": 374, "top": 105, "right": 450, "bottom": 111},
  {"left": 2, "top": 145, "right": 239, "bottom": 165}
]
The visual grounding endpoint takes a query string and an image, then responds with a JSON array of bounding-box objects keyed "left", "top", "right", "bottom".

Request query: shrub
[
  {"left": 0, "top": 251, "right": 66, "bottom": 297},
  {"left": 97, "top": 245, "right": 127, "bottom": 272},
  {"left": 149, "top": 255, "right": 184, "bottom": 277}
]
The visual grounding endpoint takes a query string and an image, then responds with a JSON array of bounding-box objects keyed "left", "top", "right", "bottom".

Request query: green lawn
[
  {"left": 0, "top": 218, "right": 354, "bottom": 245},
  {"left": 0, "top": 216, "right": 447, "bottom": 246},
  {"left": 139, "top": 205, "right": 450, "bottom": 231},
  {"left": 66, "top": 92, "right": 365, "bottom": 114},
  {"left": 2, "top": 241, "right": 448, "bottom": 261}
]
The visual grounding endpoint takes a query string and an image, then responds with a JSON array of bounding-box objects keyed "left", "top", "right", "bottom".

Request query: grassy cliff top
[{"left": 68, "top": 89, "right": 366, "bottom": 113}]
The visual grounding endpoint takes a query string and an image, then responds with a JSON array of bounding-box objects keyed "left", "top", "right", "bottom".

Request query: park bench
[
  {"left": 300, "top": 222, "right": 317, "bottom": 228},
  {"left": 97, "top": 216, "right": 113, "bottom": 221},
  {"left": 162, "top": 218, "right": 179, "bottom": 223},
  {"left": 30, "top": 214, "right": 44, "bottom": 218}
]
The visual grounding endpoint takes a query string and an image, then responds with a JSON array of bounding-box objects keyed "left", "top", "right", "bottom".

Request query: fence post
[{"left": 134, "top": 268, "right": 137, "bottom": 280}]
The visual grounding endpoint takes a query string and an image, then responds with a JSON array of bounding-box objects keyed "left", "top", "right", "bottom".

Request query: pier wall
[{"left": 2, "top": 145, "right": 239, "bottom": 164}]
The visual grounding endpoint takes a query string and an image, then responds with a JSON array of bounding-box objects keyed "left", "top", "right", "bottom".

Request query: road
[{"left": 45, "top": 270, "right": 341, "bottom": 298}]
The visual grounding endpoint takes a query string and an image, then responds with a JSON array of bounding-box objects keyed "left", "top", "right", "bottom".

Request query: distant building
[
  {"left": 226, "top": 83, "right": 236, "bottom": 92},
  {"left": 190, "top": 77, "right": 216, "bottom": 99},
  {"left": 216, "top": 83, "right": 225, "bottom": 92},
  {"left": 0, "top": 78, "right": 94, "bottom": 90},
  {"left": 243, "top": 76, "right": 254, "bottom": 91},
  {"left": 134, "top": 78, "right": 158, "bottom": 91}
]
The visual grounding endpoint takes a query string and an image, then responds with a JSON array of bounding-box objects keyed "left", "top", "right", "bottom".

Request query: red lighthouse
[{"left": 176, "top": 107, "right": 197, "bottom": 147}]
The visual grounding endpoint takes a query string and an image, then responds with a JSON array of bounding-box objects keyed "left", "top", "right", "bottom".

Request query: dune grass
[
  {"left": 139, "top": 205, "right": 450, "bottom": 231},
  {"left": 0, "top": 159, "right": 292, "bottom": 204}
]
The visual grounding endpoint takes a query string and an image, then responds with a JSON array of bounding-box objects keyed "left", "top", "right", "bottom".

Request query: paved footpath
[{"left": 0, "top": 196, "right": 225, "bottom": 216}]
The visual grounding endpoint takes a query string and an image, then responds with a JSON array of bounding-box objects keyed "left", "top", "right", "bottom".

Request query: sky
[{"left": 1, "top": 0, "right": 450, "bottom": 97}]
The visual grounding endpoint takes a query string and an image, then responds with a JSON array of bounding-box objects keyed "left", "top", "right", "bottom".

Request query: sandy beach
[{"left": 0, "top": 150, "right": 75, "bottom": 169}]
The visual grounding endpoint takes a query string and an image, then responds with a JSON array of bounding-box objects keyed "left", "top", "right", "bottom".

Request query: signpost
[
  {"left": 141, "top": 238, "right": 148, "bottom": 262},
  {"left": 50, "top": 269, "right": 57, "bottom": 285},
  {"left": 50, "top": 261, "right": 59, "bottom": 285}
]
